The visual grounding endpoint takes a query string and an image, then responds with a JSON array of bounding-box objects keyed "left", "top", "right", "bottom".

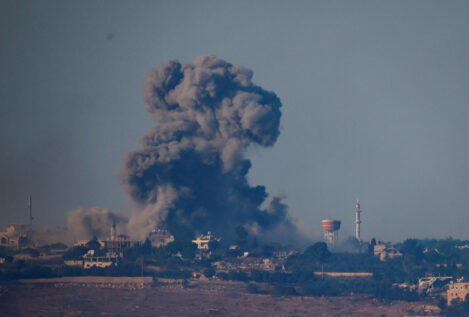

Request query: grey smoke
[
  {"left": 31, "top": 226, "right": 73, "bottom": 246},
  {"left": 122, "top": 55, "right": 301, "bottom": 242},
  {"left": 67, "top": 207, "right": 127, "bottom": 241}
]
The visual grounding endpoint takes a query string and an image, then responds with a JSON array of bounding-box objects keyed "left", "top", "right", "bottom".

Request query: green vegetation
[
  {"left": 203, "top": 267, "right": 215, "bottom": 278},
  {"left": 4, "top": 235, "right": 469, "bottom": 305},
  {"left": 63, "top": 246, "right": 89, "bottom": 260},
  {"left": 443, "top": 294, "right": 469, "bottom": 316}
]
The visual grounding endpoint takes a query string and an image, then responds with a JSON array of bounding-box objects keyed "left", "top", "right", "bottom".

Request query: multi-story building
[
  {"left": 149, "top": 228, "right": 174, "bottom": 247},
  {"left": 104, "top": 235, "right": 139, "bottom": 254},
  {"left": 0, "top": 224, "right": 30, "bottom": 248},
  {"left": 83, "top": 250, "right": 119, "bottom": 269},
  {"left": 447, "top": 282, "right": 469, "bottom": 305},
  {"left": 192, "top": 232, "right": 220, "bottom": 250}
]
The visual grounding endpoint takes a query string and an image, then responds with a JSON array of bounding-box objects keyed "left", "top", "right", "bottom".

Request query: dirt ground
[{"left": 0, "top": 280, "right": 438, "bottom": 317}]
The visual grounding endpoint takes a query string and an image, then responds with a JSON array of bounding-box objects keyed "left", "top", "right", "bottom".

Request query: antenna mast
[{"left": 28, "top": 195, "right": 33, "bottom": 229}]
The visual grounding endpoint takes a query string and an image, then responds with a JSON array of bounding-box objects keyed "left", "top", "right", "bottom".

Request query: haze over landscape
[{"left": 1, "top": 1, "right": 469, "bottom": 242}]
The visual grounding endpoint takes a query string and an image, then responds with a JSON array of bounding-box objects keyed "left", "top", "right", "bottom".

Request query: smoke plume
[
  {"left": 67, "top": 207, "right": 127, "bottom": 241},
  {"left": 122, "top": 55, "right": 300, "bottom": 242}
]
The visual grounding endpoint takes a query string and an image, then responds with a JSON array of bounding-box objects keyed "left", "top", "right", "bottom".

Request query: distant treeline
[{"left": 3, "top": 237, "right": 469, "bottom": 302}]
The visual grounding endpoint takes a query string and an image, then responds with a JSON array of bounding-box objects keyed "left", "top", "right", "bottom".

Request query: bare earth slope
[{"left": 0, "top": 280, "right": 434, "bottom": 317}]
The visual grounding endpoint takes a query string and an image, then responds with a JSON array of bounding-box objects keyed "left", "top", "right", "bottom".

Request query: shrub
[
  {"left": 203, "top": 267, "right": 215, "bottom": 278},
  {"left": 216, "top": 272, "right": 228, "bottom": 280}
]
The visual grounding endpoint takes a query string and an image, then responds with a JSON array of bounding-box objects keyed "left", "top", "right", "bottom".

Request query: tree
[
  {"left": 203, "top": 267, "right": 215, "bottom": 278},
  {"left": 369, "top": 238, "right": 376, "bottom": 254},
  {"left": 86, "top": 237, "right": 101, "bottom": 251},
  {"left": 228, "top": 270, "right": 248, "bottom": 281},
  {"left": 402, "top": 239, "right": 423, "bottom": 266},
  {"left": 304, "top": 242, "right": 330, "bottom": 263},
  {"left": 142, "top": 238, "right": 152, "bottom": 255},
  {"left": 435, "top": 239, "right": 453, "bottom": 255},
  {"left": 208, "top": 239, "right": 221, "bottom": 251},
  {"left": 50, "top": 243, "right": 67, "bottom": 250},
  {"left": 63, "top": 246, "right": 89, "bottom": 260},
  {"left": 446, "top": 293, "right": 469, "bottom": 316},
  {"left": 165, "top": 240, "right": 197, "bottom": 260}
]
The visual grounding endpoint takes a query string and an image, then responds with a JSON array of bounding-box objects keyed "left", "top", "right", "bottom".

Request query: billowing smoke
[
  {"left": 122, "top": 55, "right": 300, "bottom": 242},
  {"left": 31, "top": 226, "right": 74, "bottom": 246},
  {"left": 67, "top": 207, "right": 127, "bottom": 241}
]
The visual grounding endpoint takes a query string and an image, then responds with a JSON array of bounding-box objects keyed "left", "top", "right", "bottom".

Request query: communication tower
[{"left": 28, "top": 195, "right": 33, "bottom": 229}]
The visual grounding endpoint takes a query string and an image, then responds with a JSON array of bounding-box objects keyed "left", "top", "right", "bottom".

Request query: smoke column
[
  {"left": 67, "top": 207, "right": 127, "bottom": 241},
  {"left": 122, "top": 55, "right": 299, "bottom": 242}
]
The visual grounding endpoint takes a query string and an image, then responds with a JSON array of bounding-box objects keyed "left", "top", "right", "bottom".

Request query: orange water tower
[{"left": 322, "top": 219, "right": 341, "bottom": 246}]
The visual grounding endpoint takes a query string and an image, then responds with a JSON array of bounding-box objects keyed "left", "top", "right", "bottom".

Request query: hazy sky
[{"left": 1, "top": 1, "right": 469, "bottom": 242}]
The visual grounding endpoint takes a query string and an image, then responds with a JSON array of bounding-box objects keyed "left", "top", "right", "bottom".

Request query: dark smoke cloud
[
  {"left": 67, "top": 207, "right": 127, "bottom": 241},
  {"left": 122, "top": 55, "right": 301, "bottom": 242}
]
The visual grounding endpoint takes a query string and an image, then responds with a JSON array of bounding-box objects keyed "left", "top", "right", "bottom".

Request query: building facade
[
  {"left": 83, "top": 250, "right": 119, "bottom": 269},
  {"left": 374, "top": 244, "right": 403, "bottom": 261},
  {"left": 192, "top": 232, "right": 220, "bottom": 250},
  {"left": 104, "top": 235, "right": 138, "bottom": 254},
  {"left": 0, "top": 224, "right": 30, "bottom": 248},
  {"left": 149, "top": 228, "right": 174, "bottom": 247},
  {"left": 447, "top": 282, "right": 469, "bottom": 305}
]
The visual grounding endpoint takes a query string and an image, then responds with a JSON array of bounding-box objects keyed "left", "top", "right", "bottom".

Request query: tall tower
[
  {"left": 322, "top": 219, "right": 341, "bottom": 247},
  {"left": 28, "top": 195, "right": 33, "bottom": 229},
  {"left": 110, "top": 222, "right": 116, "bottom": 241},
  {"left": 354, "top": 200, "right": 362, "bottom": 241}
]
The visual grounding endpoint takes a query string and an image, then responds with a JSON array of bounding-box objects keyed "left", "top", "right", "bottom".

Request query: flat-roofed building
[
  {"left": 104, "top": 234, "right": 139, "bottom": 254},
  {"left": 83, "top": 250, "right": 119, "bottom": 269},
  {"left": 192, "top": 232, "right": 220, "bottom": 250},
  {"left": 374, "top": 244, "right": 403, "bottom": 261},
  {"left": 448, "top": 282, "right": 469, "bottom": 305},
  {"left": 0, "top": 224, "right": 30, "bottom": 248},
  {"left": 149, "top": 228, "right": 174, "bottom": 247}
]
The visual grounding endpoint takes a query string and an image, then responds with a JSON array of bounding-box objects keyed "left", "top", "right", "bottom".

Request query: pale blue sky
[{"left": 1, "top": 1, "right": 469, "bottom": 241}]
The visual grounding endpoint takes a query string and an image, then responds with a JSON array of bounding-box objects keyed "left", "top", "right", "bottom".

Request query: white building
[
  {"left": 448, "top": 282, "right": 469, "bottom": 306},
  {"left": 0, "top": 224, "right": 30, "bottom": 248},
  {"left": 83, "top": 250, "right": 119, "bottom": 269},
  {"left": 149, "top": 228, "right": 175, "bottom": 247},
  {"left": 192, "top": 232, "right": 220, "bottom": 250},
  {"left": 374, "top": 244, "right": 403, "bottom": 261}
]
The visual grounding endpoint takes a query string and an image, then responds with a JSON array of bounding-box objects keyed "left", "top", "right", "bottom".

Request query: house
[
  {"left": 0, "top": 224, "right": 30, "bottom": 248},
  {"left": 448, "top": 282, "right": 469, "bottom": 305},
  {"left": 149, "top": 228, "right": 174, "bottom": 247},
  {"left": 374, "top": 244, "right": 403, "bottom": 261},
  {"left": 83, "top": 250, "right": 119, "bottom": 269},
  {"left": 104, "top": 235, "right": 139, "bottom": 254},
  {"left": 192, "top": 232, "right": 220, "bottom": 250}
]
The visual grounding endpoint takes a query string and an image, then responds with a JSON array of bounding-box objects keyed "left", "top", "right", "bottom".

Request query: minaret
[
  {"left": 110, "top": 222, "right": 116, "bottom": 241},
  {"left": 355, "top": 200, "right": 362, "bottom": 241}
]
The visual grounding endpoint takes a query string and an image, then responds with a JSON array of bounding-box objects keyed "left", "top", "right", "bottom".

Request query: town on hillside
[{"left": 2, "top": 202, "right": 469, "bottom": 315}]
